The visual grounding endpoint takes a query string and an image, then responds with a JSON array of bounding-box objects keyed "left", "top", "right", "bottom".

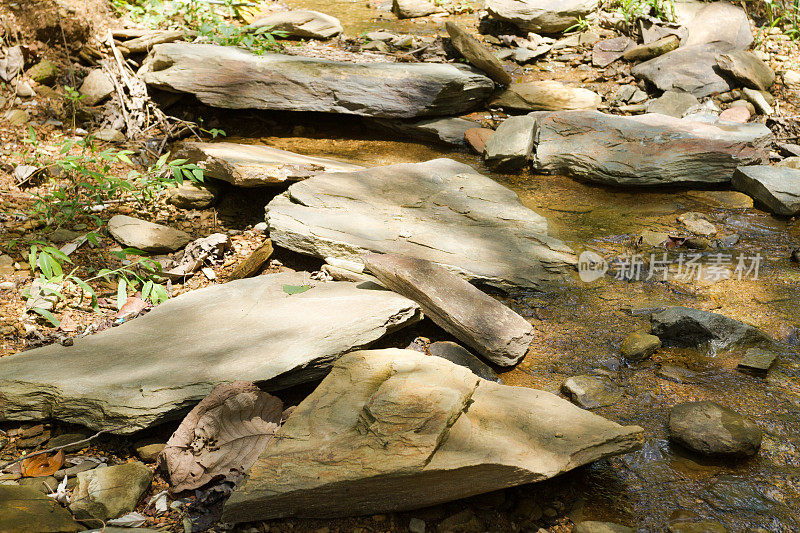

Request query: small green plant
[
  {"left": 63, "top": 85, "right": 87, "bottom": 133},
  {"left": 615, "top": 0, "right": 676, "bottom": 24},
  {"left": 758, "top": 0, "right": 800, "bottom": 40},
  {"left": 18, "top": 134, "right": 205, "bottom": 229},
  {"left": 24, "top": 241, "right": 170, "bottom": 327},
  {"left": 564, "top": 17, "right": 591, "bottom": 34}
]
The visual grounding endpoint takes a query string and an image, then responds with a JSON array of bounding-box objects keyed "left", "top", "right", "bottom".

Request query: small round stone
[
  {"left": 668, "top": 401, "right": 762, "bottom": 458},
  {"left": 621, "top": 331, "right": 662, "bottom": 362}
]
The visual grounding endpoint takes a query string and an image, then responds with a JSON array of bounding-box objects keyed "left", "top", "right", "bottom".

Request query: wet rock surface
[{"left": 668, "top": 401, "right": 763, "bottom": 458}]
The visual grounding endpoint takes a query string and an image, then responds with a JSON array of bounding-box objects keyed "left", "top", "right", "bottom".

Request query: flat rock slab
[
  {"left": 531, "top": 111, "right": 771, "bottom": 186},
  {"left": 221, "top": 349, "right": 644, "bottom": 522},
  {"left": 446, "top": 22, "right": 511, "bottom": 86},
  {"left": 650, "top": 306, "right": 770, "bottom": 350},
  {"left": 141, "top": 43, "right": 494, "bottom": 118},
  {"left": 251, "top": 10, "right": 342, "bottom": 40},
  {"left": 485, "top": 0, "right": 599, "bottom": 33},
  {"left": 732, "top": 165, "right": 800, "bottom": 216},
  {"left": 176, "top": 141, "right": 363, "bottom": 187},
  {"left": 0, "top": 272, "right": 421, "bottom": 432},
  {"left": 108, "top": 214, "right": 192, "bottom": 252},
  {"left": 265, "top": 159, "right": 576, "bottom": 289},
  {"left": 0, "top": 485, "right": 83, "bottom": 532},
  {"left": 364, "top": 254, "right": 534, "bottom": 366},
  {"left": 491, "top": 81, "right": 601, "bottom": 112},
  {"left": 632, "top": 43, "right": 735, "bottom": 98},
  {"left": 737, "top": 347, "right": 777, "bottom": 374}
]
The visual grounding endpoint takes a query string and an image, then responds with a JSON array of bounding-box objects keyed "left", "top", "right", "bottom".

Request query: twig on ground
[{"left": 0, "top": 424, "right": 132, "bottom": 471}]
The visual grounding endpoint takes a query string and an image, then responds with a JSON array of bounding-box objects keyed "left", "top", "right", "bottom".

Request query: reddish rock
[
  {"left": 465, "top": 127, "right": 494, "bottom": 153},
  {"left": 719, "top": 106, "right": 751, "bottom": 123}
]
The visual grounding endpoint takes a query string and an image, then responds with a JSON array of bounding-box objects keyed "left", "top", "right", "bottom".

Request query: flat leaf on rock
[
  {"left": 163, "top": 381, "right": 283, "bottom": 492},
  {"left": 283, "top": 284, "right": 310, "bottom": 295},
  {"left": 21, "top": 450, "right": 65, "bottom": 477}
]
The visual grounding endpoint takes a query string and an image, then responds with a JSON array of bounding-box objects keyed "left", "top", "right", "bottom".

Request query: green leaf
[
  {"left": 72, "top": 277, "right": 97, "bottom": 308},
  {"left": 30, "top": 307, "right": 60, "bottom": 327},
  {"left": 283, "top": 284, "right": 311, "bottom": 295},
  {"left": 151, "top": 283, "right": 169, "bottom": 304},
  {"left": 142, "top": 280, "right": 154, "bottom": 301},
  {"left": 116, "top": 277, "right": 127, "bottom": 310}
]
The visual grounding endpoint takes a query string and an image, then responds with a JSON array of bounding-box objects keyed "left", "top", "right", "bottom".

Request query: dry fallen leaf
[
  {"left": 163, "top": 381, "right": 283, "bottom": 492},
  {"left": 114, "top": 294, "right": 150, "bottom": 320},
  {"left": 21, "top": 449, "right": 65, "bottom": 477}
]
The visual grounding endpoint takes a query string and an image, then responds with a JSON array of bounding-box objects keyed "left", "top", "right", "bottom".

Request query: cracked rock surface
[
  {"left": 265, "top": 158, "right": 576, "bottom": 289},
  {"left": 222, "top": 348, "right": 644, "bottom": 522}
]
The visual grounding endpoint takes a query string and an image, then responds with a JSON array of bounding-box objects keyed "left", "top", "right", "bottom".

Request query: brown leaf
[
  {"left": 163, "top": 381, "right": 283, "bottom": 492},
  {"left": 114, "top": 294, "right": 150, "bottom": 320},
  {"left": 21, "top": 450, "right": 65, "bottom": 477}
]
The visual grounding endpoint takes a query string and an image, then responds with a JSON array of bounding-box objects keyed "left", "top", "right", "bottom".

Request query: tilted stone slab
[
  {"left": 141, "top": 43, "right": 495, "bottom": 118},
  {"left": 531, "top": 111, "right": 771, "bottom": 186},
  {"left": 175, "top": 142, "right": 364, "bottom": 187},
  {"left": 0, "top": 272, "right": 421, "bottom": 433},
  {"left": 222, "top": 349, "right": 644, "bottom": 522},
  {"left": 732, "top": 165, "right": 800, "bottom": 216},
  {"left": 364, "top": 254, "right": 534, "bottom": 366},
  {"left": 265, "top": 158, "right": 577, "bottom": 289}
]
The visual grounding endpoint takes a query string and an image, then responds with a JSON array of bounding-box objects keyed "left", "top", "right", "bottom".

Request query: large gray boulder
[
  {"left": 141, "top": 43, "right": 494, "bottom": 118},
  {"left": 684, "top": 1, "right": 753, "bottom": 49},
  {"left": 251, "top": 10, "right": 342, "bottom": 40},
  {"left": 0, "top": 272, "right": 421, "bottom": 432},
  {"left": 485, "top": 0, "right": 600, "bottom": 33},
  {"left": 221, "top": 349, "right": 644, "bottom": 522},
  {"left": 732, "top": 165, "right": 800, "bottom": 216},
  {"left": 264, "top": 159, "right": 576, "bottom": 289},
  {"left": 650, "top": 306, "right": 770, "bottom": 350},
  {"left": 175, "top": 141, "right": 363, "bottom": 187},
  {"left": 364, "top": 254, "right": 534, "bottom": 366},
  {"left": 632, "top": 43, "right": 736, "bottom": 98},
  {"left": 531, "top": 111, "right": 771, "bottom": 186}
]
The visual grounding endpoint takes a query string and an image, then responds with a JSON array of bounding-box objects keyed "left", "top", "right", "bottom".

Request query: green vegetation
[
  {"left": 111, "top": 0, "right": 288, "bottom": 54},
  {"left": 757, "top": 0, "right": 800, "bottom": 39},
  {"left": 14, "top": 122, "right": 210, "bottom": 325},
  {"left": 615, "top": 0, "right": 676, "bottom": 23}
]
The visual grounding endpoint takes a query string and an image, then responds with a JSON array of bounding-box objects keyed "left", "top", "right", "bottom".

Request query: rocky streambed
[{"left": 2, "top": 0, "right": 800, "bottom": 531}]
